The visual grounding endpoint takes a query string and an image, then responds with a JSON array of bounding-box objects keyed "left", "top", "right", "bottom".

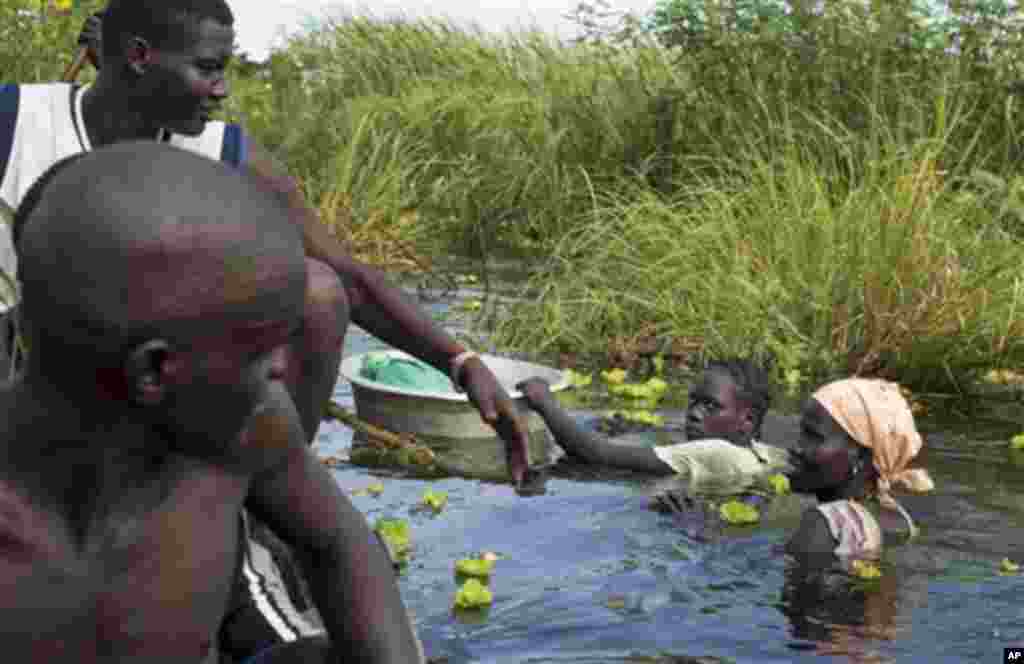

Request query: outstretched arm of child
[{"left": 517, "top": 377, "right": 675, "bottom": 475}]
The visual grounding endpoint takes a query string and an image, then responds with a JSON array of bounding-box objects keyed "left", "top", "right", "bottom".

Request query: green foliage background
[
  {"left": 0, "top": 1, "right": 105, "bottom": 82},
  {"left": 5, "top": 0, "right": 1024, "bottom": 391}
]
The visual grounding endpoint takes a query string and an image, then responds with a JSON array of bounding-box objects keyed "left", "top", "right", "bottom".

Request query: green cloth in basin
[{"left": 359, "top": 353, "right": 456, "bottom": 393}]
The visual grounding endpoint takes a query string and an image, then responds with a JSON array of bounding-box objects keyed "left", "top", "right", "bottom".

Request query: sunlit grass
[
  {"left": 491, "top": 107, "right": 1024, "bottom": 391},
  {"left": 179, "top": 11, "right": 1024, "bottom": 389}
]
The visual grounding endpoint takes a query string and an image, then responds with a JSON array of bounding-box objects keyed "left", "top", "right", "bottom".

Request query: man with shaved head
[{"left": 0, "top": 141, "right": 422, "bottom": 663}]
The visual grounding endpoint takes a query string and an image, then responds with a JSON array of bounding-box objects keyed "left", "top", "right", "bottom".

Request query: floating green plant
[
  {"left": 767, "top": 474, "right": 791, "bottom": 496},
  {"left": 455, "top": 556, "right": 495, "bottom": 579},
  {"left": 1000, "top": 558, "right": 1020, "bottom": 575},
  {"left": 1011, "top": 434, "right": 1024, "bottom": 451},
  {"left": 850, "top": 559, "right": 882, "bottom": 580},
  {"left": 420, "top": 489, "right": 448, "bottom": 513},
  {"left": 454, "top": 578, "right": 493, "bottom": 609},
  {"left": 564, "top": 368, "right": 593, "bottom": 388},
  {"left": 719, "top": 500, "right": 760, "bottom": 525},
  {"left": 605, "top": 409, "right": 664, "bottom": 426},
  {"left": 374, "top": 518, "right": 411, "bottom": 562},
  {"left": 608, "top": 377, "right": 669, "bottom": 400}
]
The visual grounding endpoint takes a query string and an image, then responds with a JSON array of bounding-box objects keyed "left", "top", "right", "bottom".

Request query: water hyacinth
[
  {"left": 455, "top": 556, "right": 495, "bottom": 579},
  {"left": 374, "top": 518, "right": 412, "bottom": 563},
  {"left": 719, "top": 500, "right": 760, "bottom": 525},
  {"left": 766, "top": 474, "right": 790, "bottom": 496},
  {"left": 564, "top": 368, "right": 593, "bottom": 388},
  {"left": 454, "top": 578, "right": 493, "bottom": 609},
  {"left": 607, "top": 377, "right": 668, "bottom": 400},
  {"left": 604, "top": 409, "right": 664, "bottom": 427},
  {"left": 420, "top": 489, "right": 448, "bottom": 512},
  {"left": 850, "top": 559, "right": 883, "bottom": 580}
]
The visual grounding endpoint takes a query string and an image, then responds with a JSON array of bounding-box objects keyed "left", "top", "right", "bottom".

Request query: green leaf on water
[
  {"left": 564, "top": 368, "right": 593, "bottom": 387},
  {"left": 455, "top": 557, "right": 495, "bottom": 579},
  {"left": 1000, "top": 558, "right": 1020, "bottom": 574},
  {"left": 605, "top": 409, "right": 664, "bottom": 426},
  {"left": 420, "top": 489, "right": 448, "bottom": 512},
  {"left": 851, "top": 559, "right": 882, "bottom": 580},
  {"left": 374, "top": 518, "right": 411, "bottom": 560},
  {"left": 719, "top": 500, "right": 760, "bottom": 525},
  {"left": 1011, "top": 434, "right": 1024, "bottom": 451},
  {"left": 454, "top": 578, "right": 493, "bottom": 609},
  {"left": 608, "top": 377, "right": 668, "bottom": 400},
  {"left": 767, "top": 474, "right": 790, "bottom": 495}
]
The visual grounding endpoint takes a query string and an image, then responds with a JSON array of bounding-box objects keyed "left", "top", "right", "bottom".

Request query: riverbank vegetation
[{"left": 7, "top": 0, "right": 1024, "bottom": 394}]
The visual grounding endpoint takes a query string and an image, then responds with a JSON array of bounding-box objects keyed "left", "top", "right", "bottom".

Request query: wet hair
[
  {"left": 705, "top": 358, "right": 773, "bottom": 438},
  {"left": 12, "top": 153, "right": 88, "bottom": 249},
  {"left": 102, "top": 0, "right": 234, "bottom": 59}
]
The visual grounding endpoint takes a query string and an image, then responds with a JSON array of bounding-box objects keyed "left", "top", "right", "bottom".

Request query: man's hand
[
  {"left": 460, "top": 357, "right": 530, "bottom": 488},
  {"left": 246, "top": 385, "right": 424, "bottom": 662}
]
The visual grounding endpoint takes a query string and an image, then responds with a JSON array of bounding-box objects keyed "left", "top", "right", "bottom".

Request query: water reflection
[{"left": 780, "top": 557, "right": 906, "bottom": 663}]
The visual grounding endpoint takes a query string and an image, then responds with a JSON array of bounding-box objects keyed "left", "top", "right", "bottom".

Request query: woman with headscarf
[{"left": 786, "top": 378, "right": 935, "bottom": 558}]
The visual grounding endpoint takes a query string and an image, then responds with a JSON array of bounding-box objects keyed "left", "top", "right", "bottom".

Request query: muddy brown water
[{"left": 316, "top": 290, "right": 1024, "bottom": 663}]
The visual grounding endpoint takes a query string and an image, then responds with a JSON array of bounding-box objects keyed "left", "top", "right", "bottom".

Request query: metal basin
[{"left": 340, "top": 350, "right": 569, "bottom": 480}]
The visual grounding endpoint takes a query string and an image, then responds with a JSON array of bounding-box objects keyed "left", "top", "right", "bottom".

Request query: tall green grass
[
  {"left": 491, "top": 98, "right": 1024, "bottom": 391},
  {"left": 193, "top": 11, "right": 1024, "bottom": 388},
  {"left": 224, "top": 15, "right": 682, "bottom": 256}
]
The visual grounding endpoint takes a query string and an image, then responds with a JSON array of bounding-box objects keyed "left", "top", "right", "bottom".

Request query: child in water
[
  {"left": 786, "top": 378, "right": 935, "bottom": 558},
  {"left": 517, "top": 359, "right": 793, "bottom": 489}
]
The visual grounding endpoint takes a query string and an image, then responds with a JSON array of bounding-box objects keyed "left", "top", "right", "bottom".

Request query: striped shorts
[{"left": 217, "top": 513, "right": 325, "bottom": 662}]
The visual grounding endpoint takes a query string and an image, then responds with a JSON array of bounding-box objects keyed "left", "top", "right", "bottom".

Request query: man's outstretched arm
[
  {"left": 517, "top": 378, "right": 674, "bottom": 474},
  {"left": 245, "top": 140, "right": 529, "bottom": 485},
  {"left": 245, "top": 387, "right": 424, "bottom": 663}
]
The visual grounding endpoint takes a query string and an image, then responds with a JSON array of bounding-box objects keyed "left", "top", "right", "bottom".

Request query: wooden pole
[{"left": 323, "top": 401, "right": 435, "bottom": 461}]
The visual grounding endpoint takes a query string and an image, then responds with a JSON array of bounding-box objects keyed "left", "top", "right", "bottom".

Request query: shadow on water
[{"left": 317, "top": 285, "right": 1024, "bottom": 664}]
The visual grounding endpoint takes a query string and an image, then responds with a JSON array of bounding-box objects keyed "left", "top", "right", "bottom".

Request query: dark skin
[
  {"left": 785, "top": 398, "right": 878, "bottom": 558},
  {"left": 78, "top": 13, "right": 530, "bottom": 485},
  {"left": 515, "top": 367, "right": 757, "bottom": 474},
  {"left": 0, "top": 144, "right": 422, "bottom": 662}
]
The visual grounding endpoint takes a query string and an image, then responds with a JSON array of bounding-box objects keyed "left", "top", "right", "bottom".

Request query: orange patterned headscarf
[{"left": 811, "top": 378, "right": 935, "bottom": 536}]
